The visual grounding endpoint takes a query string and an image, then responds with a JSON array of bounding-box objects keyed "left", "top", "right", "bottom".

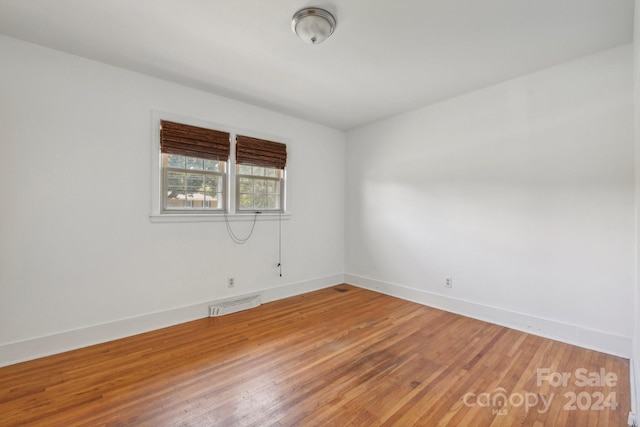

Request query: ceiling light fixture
[{"left": 291, "top": 7, "right": 336, "bottom": 45}]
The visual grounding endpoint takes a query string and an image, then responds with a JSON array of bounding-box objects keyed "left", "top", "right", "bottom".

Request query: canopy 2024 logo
[{"left": 462, "top": 368, "right": 619, "bottom": 416}]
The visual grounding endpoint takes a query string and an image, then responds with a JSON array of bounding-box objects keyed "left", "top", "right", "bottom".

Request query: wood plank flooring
[{"left": 0, "top": 285, "right": 630, "bottom": 426}]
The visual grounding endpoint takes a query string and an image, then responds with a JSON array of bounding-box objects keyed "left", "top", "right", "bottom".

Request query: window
[
  {"left": 160, "top": 120, "right": 230, "bottom": 213},
  {"left": 164, "top": 155, "right": 225, "bottom": 210},
  {"left": 156, "top": 119, "right": 287, "bottom": 216},
  {"left": 236, "top": 135, "right": 287, "bottom": 212},
  {"left": 237, "top": 165, "right": 284, "bottom": 211}
]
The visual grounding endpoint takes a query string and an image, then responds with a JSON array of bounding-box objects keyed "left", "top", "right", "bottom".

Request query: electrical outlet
[
  {"left": 445, "top": 278, "right": 453, "bottom": 288},
  {"left": 228, "top": 277, "right": 235, "bottom": 288}
]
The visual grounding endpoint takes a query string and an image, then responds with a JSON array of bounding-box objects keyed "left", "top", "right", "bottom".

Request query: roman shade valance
[
  {"left": 160, "top": 120, "right": 230, "bottom": 161},
  {"left": 236, "top": 135, "right": 287, "bottom": 170}
]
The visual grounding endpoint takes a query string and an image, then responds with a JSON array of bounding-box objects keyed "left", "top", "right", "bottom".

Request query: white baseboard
[
  {"left": 260, "top": 274, "right": 345, "bottom": 304},
  {"left": 345, "top": 274, "right": 631, "bottom": 358},
  {"left": 630, "top": 356, "right": 638, "bottom": 422},
  {"left": 0, "top": 274, "right": 344, "bottom": 368}
]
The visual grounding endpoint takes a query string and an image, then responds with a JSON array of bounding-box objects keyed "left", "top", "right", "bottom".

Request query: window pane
[
  {"left": 265, "top": 168, "right": 277, "bottom": 178},
  {"left": 167, "top": 154, "right": 185, "bottom": 168},
  {"left": 167, "top": 171, "right": 185, "bottom": 193},
  {"left": 204, "top": 159, "right": 220, "bottom": 171},
  {"left": 239, "top": 194, "right": 253, "bottom": 209},
  {"left": 253, "top": 167, "right": 265, "bottom": 176},
  {"left": 239, "top": 177, "right": 253, "bottom": 193},
  {"left": 166, "top": 196, "right": 185, "bottom": 209},
  {"left": 186, "top": 157, "right": 204, "bottom": 170},
  {"left": 254, "top": 195, "right": 267, "bottom": 209},
  {"left": 186, "top": 173, "right": 204, "bottom": 193},
  {"left": 204, "top": 175, "right": 222, "bottom": 208},
  {"left": 205, "top": 198, "right": 221, "bottom": 209},
  {"left": 204, "top": 175, "right": 219, "bottom": 194},
  {"left": 267, "top": 195, "right": 278, "bottom": 209},
  {"left": 266, "top": 180, "right": 278, "bottom": 194},
  {"left": 167, "top": 171, "right": 185, "bottom": 208},
  {"left": 254, "top": 179, "right": 266, "bottom": 194},
  {"left": 238, "top": 164, "right": 252, "bottom": 175}
]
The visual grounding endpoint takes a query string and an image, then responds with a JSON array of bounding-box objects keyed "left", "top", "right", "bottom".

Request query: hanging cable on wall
[
  {"left": 277, "top": 212, "right": 283, "bottom": 277},
  {"left": 224, "top": 212, "right": 259, "bottom": 244}
]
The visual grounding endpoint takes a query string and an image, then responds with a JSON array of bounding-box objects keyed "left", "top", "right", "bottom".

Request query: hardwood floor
[{"left": 0, "top": 285, "right": 630, "bottom": 426}]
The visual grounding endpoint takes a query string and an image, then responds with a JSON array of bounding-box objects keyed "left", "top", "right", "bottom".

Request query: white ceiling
[{"left": 0, "top": 0, "right": 634, "bottom": 130}]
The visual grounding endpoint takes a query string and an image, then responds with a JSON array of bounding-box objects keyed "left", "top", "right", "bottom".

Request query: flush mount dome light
[{"left": 291, "top": 7, "right": 336, "bottom": 45}]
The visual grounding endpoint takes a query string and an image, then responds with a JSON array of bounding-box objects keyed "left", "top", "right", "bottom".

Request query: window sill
[{"left": 149, "top": 212, "right": 291, "bottom": 223}]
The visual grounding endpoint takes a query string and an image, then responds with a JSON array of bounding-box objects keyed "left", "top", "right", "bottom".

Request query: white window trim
[
  {"left": 149, "top": 212, "right": 290, "bottom": 223},
  {"left": 150, "top": 111, "right": 291, "bottom": 223}
]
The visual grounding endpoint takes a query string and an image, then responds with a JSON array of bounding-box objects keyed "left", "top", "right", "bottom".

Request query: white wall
[
  {"left": 0, "top": 36, "right": 345, "bottom": 365},
  {"left": 0, "top": 33, "right": 634, "bottom": 367},
  {"left": 346, "top": 45, "right": 635, "bottom": 356},
  {"left": 633, "top": 0, "right": 640, "bottom": 417}
]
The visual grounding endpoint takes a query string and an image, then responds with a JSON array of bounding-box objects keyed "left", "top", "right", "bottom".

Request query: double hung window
[
  {"left": 158, "top": 120, "right": 287, "bottom": 215},
  {"left": 236, "top": 135, "right": 287, "bottom": 212},
  {"left": 160, "top": 120, "right": 230, "bottom": 213}
]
